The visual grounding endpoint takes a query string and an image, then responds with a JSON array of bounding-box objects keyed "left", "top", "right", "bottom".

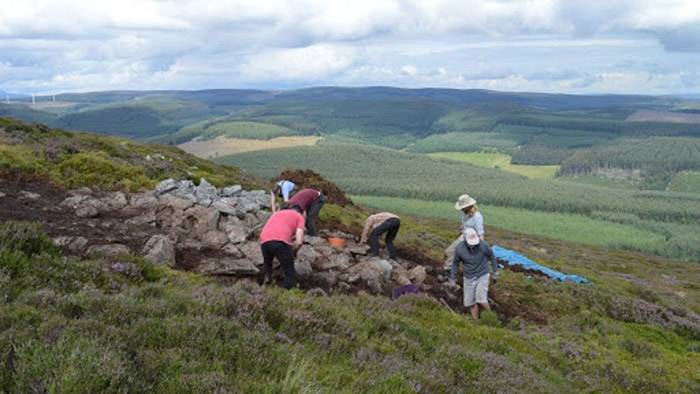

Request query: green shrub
[
  {"left": 0, "top": 221, "right": 58, "bottom": 257},
  {"left": 50, "top": 151, "right": 153, "bottom": 191}
]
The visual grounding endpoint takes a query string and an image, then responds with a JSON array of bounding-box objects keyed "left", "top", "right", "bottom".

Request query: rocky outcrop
[{"left": 142, "top": 235, "right": 176, "bottom": 267}]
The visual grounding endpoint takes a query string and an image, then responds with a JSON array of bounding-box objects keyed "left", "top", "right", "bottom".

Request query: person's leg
[
  {"left": 261, "top": 242, "right": 275, "bottom": 284},
  {"left": 463, "top": 275, "right": 478, "bottom": 319},
  {"left": 384, "top": 219, "right": 400, "bottom": 259},
  {"left": 474, "top": 273, "right": 491, "bottom": 315},
  {"left": 368, "top": 225, "right": 386, "bottom": 256},
  {"left": 305, "top": 196, "right": 325, "bottom": 236},
  {"left": 470, "top": 304, "right": 480, "bottom": 320},
  {"left": 277, "top": 243, "right": 296, "bottom": 289}
]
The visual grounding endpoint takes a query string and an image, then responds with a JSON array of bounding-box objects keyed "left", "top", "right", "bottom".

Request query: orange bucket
[{"left": 328, "top": 236, "right": 346, "bottom": 249}]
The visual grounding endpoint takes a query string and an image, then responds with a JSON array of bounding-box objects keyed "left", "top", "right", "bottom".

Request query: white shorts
[{"left": 463, "top": 273, "right": 490, "bottom": 307}]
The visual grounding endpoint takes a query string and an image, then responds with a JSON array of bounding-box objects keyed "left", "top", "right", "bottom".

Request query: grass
[
  {"left": 1, "top": 221, "right": 699, "bottom": 392},
  {"left": 429, "top": 151, "right": 559, "bottom": 179},
  {"left": 178, "top": 135, "right": 320, "bottom": 159},
  {"left": 203, "top": 121, "right": 300, "bottom": 140},
  {"left": 351, "top": 195, "right": 667, "bottom": 253},
  {"left": 405, "top": 132, "right": 519, "bottom": 153},
  {"left": 668, "top": 171, "right": 700, "bottom": 194},
  {"left": 556, "top": 174, "right": 640, "bottom": 190}
]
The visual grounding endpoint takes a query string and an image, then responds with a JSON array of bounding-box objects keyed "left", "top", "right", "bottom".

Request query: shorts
[{"left": 463, "top": 273, "right": 490, "bottom": 307}]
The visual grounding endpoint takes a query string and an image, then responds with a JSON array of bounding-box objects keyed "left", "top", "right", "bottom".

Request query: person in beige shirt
[{"left": 361, "top": 212, "right": 401, "bottom": 260}]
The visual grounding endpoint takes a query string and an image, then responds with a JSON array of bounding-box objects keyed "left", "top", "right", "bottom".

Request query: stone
[
  {"left": 53, "top": 236, "right": 88, "bottom": 253},
  {"left": 239, "top": 242, "right": 263, "bottom": 264},
  {"left": 67, "top": 187, "right": 93, "bottom": 196},
  {"left": 201, "top": 230, "right": 229, "bottom": 248},
  {"left": 196, "top": 258, "right": 260, "bottom": 276},
  {"left": 212, "top": 197, "right": 239, "bottom": 216},
  {"left": 314, "top": 245, "right": 336, "bottom": 257},
  {"left": 295, "top": 259, "right": 313, "bottom": 277},
  {"left": 142, "top": 235, "right": 176, "bottom": 267},
  {"left": 60, "top": 194, "right": 91, "bottom": 208},
  {"left": 75, "top": 206, "right": 99, "bottom": 218},
  {"left": 195, "top": 178, "right": 217, "bottom": 207},
  {"left": 392, "top": 265, "right": 412, "bottom": 286},
  {"left": 312, "top": 271, "right": 338, "bottom": 288},
  {"left": 127, "top": 193, "right": 159, "bottom": 210},
  {"left": 222, "top": 185, "right": 242, "bottom": 197},
  {"left": 100, "top": 192, "right": 128, "bottom": 211},
  {"left": 346, "top": 261, "right": 384, "bottom": 283},
  {"left": 222, "top": 244, "right": 244, "bottom": 258},
  {"left": 305, "top": 236, "right": 326, "bottom": 247},
  {"left": 408, "top": 266, "right": 427, "bottom": 285},
  {"left": 158, "top": 194, "right": 195, "bottom": 211},
  {"left": 296, "top": 245, "right": 321, "bottom": 267},
  {"left": 226, "top": 225, "right": 249, "bottom": 244},
  {"left": 126, "top": 213, "right": 156, "bottom": 227},
  {"left": 0, "top": 191, "right": 6, "bottom": 198},
  {"left": 184, "top": 206, "right": 220, "bottom": 236},
  {"left": 368, "top": 258, "right": 393, "bottom": 281},
  {"left": 307, "top": 288, "right": 328, "bottom": 297},
  {"left": 154, "top": 178, "right": 178, "bottom": 196},
  {"left": 18, "top": 190, "right": 40, "bottom": 200},
  {"left": 347, "top": 243, "right": 370, "bottom": 256},
  {"left": 366, "top": 279, "right": 383, "bottom": 294},
  {"left": 316, "top": 253, "right": 352, "bottom": 271},
  {"left": 87, "top": 243, "right": 131, "bottom": 257}
]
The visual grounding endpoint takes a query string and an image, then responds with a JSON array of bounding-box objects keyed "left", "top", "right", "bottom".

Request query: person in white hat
[
  {"left": 449, "top": 227, "right": 499, "bottom": 319},
  {"left": 270, "top": 180, "right": 296, "bottom": 213},
  {"left": 444, "top": 194, "right": 485, "bottom": 269}
]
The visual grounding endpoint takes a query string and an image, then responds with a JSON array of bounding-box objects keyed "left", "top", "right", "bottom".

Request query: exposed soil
[{"left": 277, "top": 169, "right": 353, "bottom": 206}]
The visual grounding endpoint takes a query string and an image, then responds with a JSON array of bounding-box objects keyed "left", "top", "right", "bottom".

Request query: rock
[
  {"left": 239, "top": 242, "right": 263, "bottom": 264},
  {"left": 347, "top": 243, "right": 370, "bottom": 256},
  {"left": 60, "top": 195, "right": 90, "bottom": 208},
  {"left": 225, "top": 225, "right": 249, "bottom": 244},
  {"left": 110, "top": 261, "right": 141, "bottom": 277},
  {"left": 196, "top": 258, "right": 260, "bottom": 275},
  {"left": 305, "top": 236, "right": 326, "bottom": 247},
  {"left": 100, "top": 192, "right": 128, "bottom": 211},
  {"left": 53, "top": 236, "right": 88, "bottom": 253},
  {"left": 307, "top": 288, "right": 328, "bottom": 297},
  {"left": 296, "top": 245, "right": 321, "bottom": 267},
  {"left": 222, "top": 243, "right": 244, "bottom": 258},
  {"left": 195, "top": 178, "right": 217, "bottom": 207},
  {"left": 142, "top": 235, "right": 175, "bottom": 267},
  {"left": 316, "top": 253, "right": 352, "bottom": 271},
  {"left": 154, "top": 178, "right": 178, "bottom": 196},
  {"left": 367, "top": 279, "right": 383, "bottom": 294},
  {"left": 212, "top": 197, "right": 240, "bottom": 216},
  {"left": 392, "top": 265, "right": 412, "bottom": 286},
  {"left": 222, "top": 185, "right": 242, "bottom": 197},
  {"left": 368, "top": 258, "right": 393, "bottom": 281},
  {"left": 75, "top": 206, "right": 99, "bottom": 218},
  {"left": 312, "top": 271, "right": 339, "bottom": 288},
  {"left": 255, "top": 210, "right": 271, "bottom": 223},
  {"left": 201, "top": 230, "right": 229, "bottom": 248},
  {"left": 184, "top": 206, "right": 220, "bottom": 237},
  {"left": 18, "top": 191, "right": 40, "bottom": 200},
  {"left": 0, "top": 191, "right": 6, "bottom": 198},
  {"left": 295, "top": 259, "right": 313, "bottom": 277},
  {"left": 126, "top": 213, "right": 156, "bottom": 227},
  {"left": 127, "top": 193, "right": 159, "bottom": 210},
  {"left": 314, "top": 245, "right": 336, "bottom": 257},
  {"left": 87, "top": 243, "right": 131, "bottom": 257},
  {"left": 346, "top": 260, "right": 386, "bottom": 284},
  {"left": 158, "top": 194, "right": 195, "bottom": 211},
  {"left": 408, "top": 266, "right": 427, "bottom": 285}
]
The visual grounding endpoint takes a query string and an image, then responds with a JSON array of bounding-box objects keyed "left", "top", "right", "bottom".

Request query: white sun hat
[{"left": 464, "top": 227, "right": 480, "bottom": 246}]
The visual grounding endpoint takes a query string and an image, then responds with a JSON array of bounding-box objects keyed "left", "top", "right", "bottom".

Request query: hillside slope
[{"left": 1, "top": 119, "right": 699, "bottom": 392}]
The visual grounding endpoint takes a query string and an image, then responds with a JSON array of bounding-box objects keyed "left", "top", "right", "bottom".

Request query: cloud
[{"left": 238, "top": 44, "right": 356, "bottom": 82}]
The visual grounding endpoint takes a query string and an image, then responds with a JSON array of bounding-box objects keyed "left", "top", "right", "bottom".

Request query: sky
[{"left": 1, "top": 0, "right": 699, "bottom": 95}]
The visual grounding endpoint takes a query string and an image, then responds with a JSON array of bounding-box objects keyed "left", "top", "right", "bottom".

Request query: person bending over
[
  {"left": 288, "top": 188, "right": 325, "bottom": 236},
  {"left": 270, "top": 180, "right": 296, "bottom": 213},
  {"left": 360, "top": 212, "right": 401, "bottom": 260},
  {"left": 259, "top": 204, "right": 305, "bottom": 289}
]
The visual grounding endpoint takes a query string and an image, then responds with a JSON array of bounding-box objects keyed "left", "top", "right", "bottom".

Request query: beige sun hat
[{"left": 454, "top": 194, "right": 477, "bottom": 210}]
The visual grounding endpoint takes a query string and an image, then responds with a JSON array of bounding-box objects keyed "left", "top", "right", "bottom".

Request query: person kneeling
[
  {"left": 259, "top": 204, "right": 305, "bottom": 289},
  {"left": 360, "top": 212, "right": 401, "bottom": 260},
  {"left": 449, "top": 228, "right": 499, "bottom": 319}
]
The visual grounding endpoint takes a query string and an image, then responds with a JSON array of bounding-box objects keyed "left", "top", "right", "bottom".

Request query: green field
[
  {"left": 351, "top": 195, "right": 667, "bottom": 253},
  {"left": 429, "top": 151, "right": 559, "bottom": 179},
  {"left": 668, "top": 171, "right": 700, "bottom": 194},
  {"left": 405, "top": 132, "right": 519, "bottom": 153}
]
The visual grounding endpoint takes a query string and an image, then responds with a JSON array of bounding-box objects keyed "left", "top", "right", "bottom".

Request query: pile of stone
[{"left": 55, "top": 178, "right": 434, "bottom": 296}]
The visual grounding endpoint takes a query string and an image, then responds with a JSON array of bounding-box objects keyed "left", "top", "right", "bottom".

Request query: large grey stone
[
  {"left": 18, "top": 191, "right": 40, "bottom": 200},
  {"left": 222, "top": 185, "right": 242, "bottom": 197},
  {"left": 347, "top": 243, "right": 370, "bottom": 256},
  {"left": 295, "top": 260, "right": 313, "bottom": 277},
  {"left": 53, "top": 236, "right": 88, "bottom": 254},
  {"left": 408, "top": 266, "right": 427, "bottom": 285},
  {"left": 201, "top": 231, "right": 229, "bottom": 248},
  {"left": 316, "top": 253, "right": 352, "bottom": 271},
  {"left": 142, "top": 235, "right": 175, "bottom": 267},
  {"left": 212, "top": 197, "right": 240, "bottom": 216},
  {"left": 158, "top": 194, "right": 195, "bottom": 211},
  {"left": 226, "top": 225, "right": 249, "bottom": 244},
  {"left": 100, "top": 192, "right": 128, "bottom": 211},
  {"left": 127, "top": 193, "right": 159, "bottom": 212},
  {"left": 296, "top": 245, "right": 321, "bottom": 267},
  {"left": 75, "top": 206, "right": 99, "bottom": 218},
  {"left": 312, "top": 271, "right": 338, "bottom": 288},
  {"left": 239, "top": 242, "right": 263, "bottom": 264},
  {"left": 196, "top": 258, "right": 260, "bottom": 276},
  {"left": 222, "top": 244, "right": 244, "bottom": 258},
  {"left": 184, "top": 206, "right": 220, "bottom": 236},
  {"left": 195, "top": 178, "right": 217, "bottom": 207},
  {"left": 154, "top": 178, "right": 178, "bottom": 196}
]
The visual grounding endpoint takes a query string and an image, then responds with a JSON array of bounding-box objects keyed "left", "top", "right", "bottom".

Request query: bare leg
[
  {"left": 470, "top": 304, "right": 479, "bottom": 320},
  {"left": 478, "top": 302, "right": 491, "bottom": 312}
]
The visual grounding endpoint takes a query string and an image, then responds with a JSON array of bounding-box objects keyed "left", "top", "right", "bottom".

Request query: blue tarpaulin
[{"left": 492, "top": 245, "right": 589, "bottom": 284}]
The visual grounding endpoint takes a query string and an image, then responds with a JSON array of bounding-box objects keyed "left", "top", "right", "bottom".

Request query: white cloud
[{"left": 238, "top": 44, "right": 355, "bottom": 82}]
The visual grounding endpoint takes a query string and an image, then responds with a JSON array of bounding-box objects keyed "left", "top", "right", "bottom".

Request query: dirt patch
[
  {"left": 278, "top": 169, "right": 353, "bottom": 206},
  {"left": 178, "top": 135, "right": 320, "bottom": 159}
]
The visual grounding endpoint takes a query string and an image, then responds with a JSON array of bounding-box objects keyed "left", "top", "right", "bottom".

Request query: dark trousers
[
  {"left": 305, "top": 195, "right": 326, "bottom": 236},
  {"left": 369, "top": 218, "right": 400, "bottom": 259},
  {"left": 261, "top": 241, "right": 296, "bottom": 289}
]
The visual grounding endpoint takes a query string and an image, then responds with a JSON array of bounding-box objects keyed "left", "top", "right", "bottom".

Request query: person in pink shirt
[{"left": 259, "top": 205, "right": 306, "bottom": 289}]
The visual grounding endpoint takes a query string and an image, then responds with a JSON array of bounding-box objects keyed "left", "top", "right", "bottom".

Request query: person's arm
[
  {"left": 476, "top": 214, "right": 485, "bottom": 239},
  {"left": 293, "top": 227, "right": 305, "bottom": 250},
  {"left": 486, "top": 244, "right": 498, "bottom": 274},
  {"left": 360, "top": 217, "right": 373, "bottom": 244},
  {"left": 449, "top": 249, "right": 459, "bottom": 284},
  {"left": 270, "top": 192, "right": 277, "bottom": 214}
]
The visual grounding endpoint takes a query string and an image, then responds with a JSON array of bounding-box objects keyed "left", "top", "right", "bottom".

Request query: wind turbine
[
  {"left": 31, "top": 93, "right": 35, "bottom": 105},
  {"left": 52, "top": 94, "right": 56, "bottom": 103}
]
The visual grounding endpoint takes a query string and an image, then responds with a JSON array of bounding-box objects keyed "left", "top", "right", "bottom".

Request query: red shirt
[
  {"left": 288, "top": 188, "right": 321, "bottom": 211},
  {"left": 260, "top": 209, "right": 306, "bottom": 245}
]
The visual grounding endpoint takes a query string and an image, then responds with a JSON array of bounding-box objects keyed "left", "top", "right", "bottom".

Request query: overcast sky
[{"left": 1, "top": 0, "right": 699, "bottom": 95}]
